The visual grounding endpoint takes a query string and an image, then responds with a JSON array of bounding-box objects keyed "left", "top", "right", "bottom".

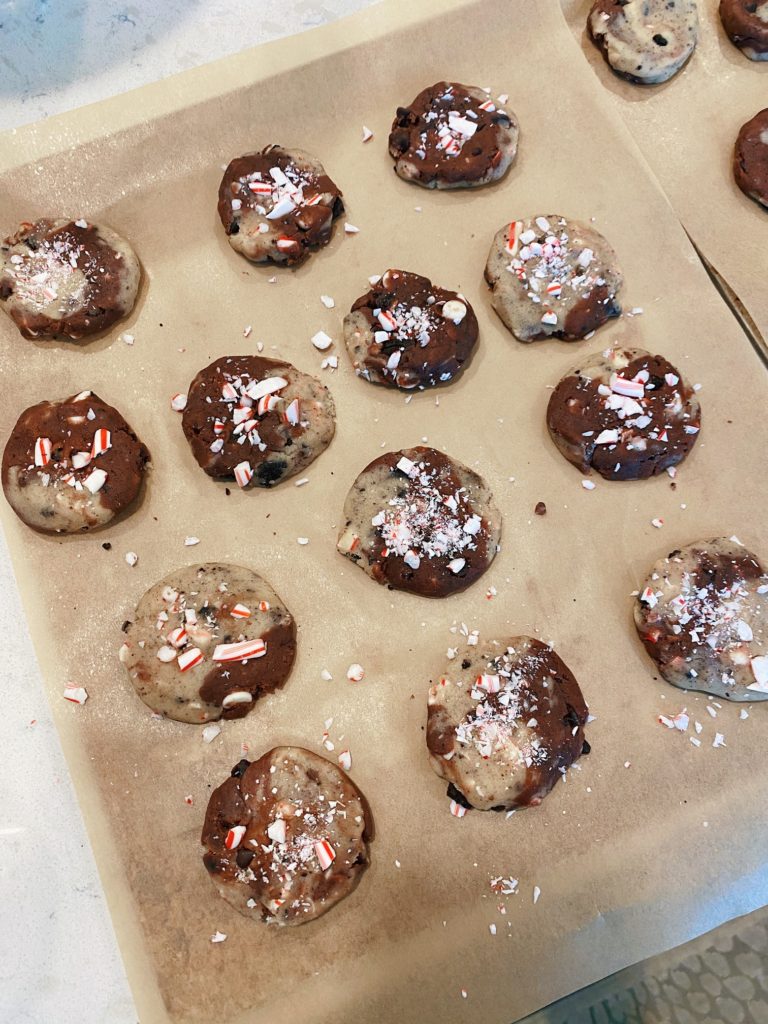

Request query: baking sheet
[
  {"left": 1, "top": 1, "right": 768, "bottom": 1022},
  {"left": 561, "top": 0, "right": 768, "bottom": 354}
]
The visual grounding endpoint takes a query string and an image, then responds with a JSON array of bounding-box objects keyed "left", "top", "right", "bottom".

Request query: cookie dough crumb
[{"left": 534, "top": 501, "right": 547, "bottom": 516}]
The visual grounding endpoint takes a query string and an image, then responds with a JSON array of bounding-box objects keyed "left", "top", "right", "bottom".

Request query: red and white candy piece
[
  {"left": 230, "top": 603, "right": 251, "bottom": 619},
  {"left": 276, "top": 236, "right": 299, "bottom": 252},
  {"left": 91, "top": 428, "right": 111, "bottom": 457},
  {"left": 337, "top": 749, "right": 352, "bottom": 772},
  {"left": 71, "top": 451, "right": 92, "bottom": 470},
  {"left": 170, "top": 393, "right": 187, "bottom": 412},
  {"left": 611, "top": 376, "right": 644, "bottom": 399},
  {"left": 314, "top": 839, "right": 336, "bottom": 871},
  {"left": 347, "top": 663, "right": 365, "bottom": 682},
  {"left": 177, "top": 647, "right": 204, "bottom": 672},
  {"left": 63, "top": 683, "right": 88, "bottom": 705},
  {"left": 225, "top": 825, "right": 247, "bottom": 850},
  {"left": 212, "top": 638, "right": 266, "bottom": 663},
  {"left": 449, "top": 800, "right": 468, "bottom": 818},
  {"left": 477, "top": 673, "right": 501, "bottom": 693},
  {"left": 34, "top": 437, "right": 52, "bottom": 467},
  {"left": 234, "top": 461, "right": 253, "bottom": 488},
  {"left": 505, "top": 220, "right": 522, "bottom": 255},
  {"left": 167, "top": 626, "right": 187, "bottom": 648},
  {"left": 640, "top": 587, "right": 658, "bottom": 609},
  {"left": 221, "top": 382, "right": 238, "bottom": 402},
  {"left": 283, "top": 398, "right": 300, "bottom": 427},
  {"left": 258, "top": 600, "right": 270, "bottom": 612}
]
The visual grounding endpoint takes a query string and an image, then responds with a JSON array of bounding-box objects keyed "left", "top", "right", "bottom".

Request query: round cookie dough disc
[
  {"left": 337, "top": 446, "right": 501, "bottom": 598},
  {"left": 0, "top": 219, "right": 140, "bottom": 340},
  {"left": 734, "top": 109, "right": 768, "bottom": 209},
  {"left": 202, "top": 746, "right": 371, "bottom": 926},
  {"left": 588, "top": 0, "right": 699, "bottom": 85},
  {"left": 427, "top": 637, "right": 590, "bottom": 811},
  {"left": 388, "top": 81, "right": 519, "bottom": 190},
  {"left": 484, "top": 215, "right": 623, "bottom": 342},
  {"left": 119, "top": 563, "right": 296, "bottom": 724},
  {"left": 719, "top": 0, "right": 768, "bottom": 60},
  {"left": 546, "top": 347, "right": 701, "bottom": 481},
  {"left": 217, "top": 146, "right": 343, "bottom": 266},
  {"left": 343, "top": 269, "right": 479, "bottom": 390},
  {"left": 181, "top": 355, "right": 335, "bottom": 489},
  {"left": 2, "top": 390, "right": 149, "bottom": 534},
  {"left": 635, "top": 538, "right": 768, "bottom": 701}
]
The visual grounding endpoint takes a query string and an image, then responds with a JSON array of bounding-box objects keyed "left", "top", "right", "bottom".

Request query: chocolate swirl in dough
[
  {"left": 485, "top": 215, "right": 623, "bottom": 342},
  {"left": 181, "top": 355, "right": 335, "bottom": 489},
  {"left": 546, "top": 347, "right": 701, "bottom": 480},
  {"left": 588, "top": 0, "right": 699, "bottom": 85},
  {"left": 119, "top": 563, "right": 296, "bottom": 724},
  {"left": 2, "top": 391, "right": 149, "bottom": 534},
  {"left": 217, "top": 146, "right": 343, "bottom": 266},
  {"left": 0, "top": 219, "right": 140, "bottom": 340},
  {"left": 635, "top": 538, "right": 768, "bottom": 701},
  {"left": 202, "top": 746, "right": 371, "bottom": 926},
  {"left": 337, "top": 446, "right": 501, "bottom": 598},
  {"left": 427, "top": 637, "right": 590, "bottom": 811},
  {"left": 343, "top": 269, "right": 479, "bottom": 390},
  {"left": 388, "top": 81, "right": 519, "bottom": 189}
]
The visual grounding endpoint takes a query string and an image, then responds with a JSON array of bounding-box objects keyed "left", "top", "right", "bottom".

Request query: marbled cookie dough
[
  {"left": 427, "top": 637, "right": 590, "bottom": 811},
  {"left": 547, "top": 347, "right": 701, "bottom": 480},
  {"left": 217, "top": 146, "right": 343, "bottom": 266},
  {"left": 635, "top": 538, "right": 768, "bottom": 701},
  {"left": 337, "top": 446, "right": 501, "bottom": 598},
  {"left": 388, "top": 81, "right": 519, "bottom": 189},
  {"left": 588, "top": 0, "right": 699, "bottom": 84},
  {"left": 119, "top": 563, "right": 296, "bottom": 723},
  {"left": 343, "top": 269, "right": 479, "bottom": 390},
  {"left": 734, "top": 109, "right": 768, "bottom": 209},
  {"left": 181, "top": 355, "right": 335, "bottom": 488},
  {"left": 202, "top": 746, "right": 371, "bottom": 926},
  {"left": 720, "top": 0, "right": 768, "bottom": 60},
  {"left": 485, "top": 216, "right": 622, "bottom": 342},
  {"left": 0, "top": 219, "right": 140, "bottom": 340},
  {"left": 2, "top": 391, "right": 149, "bottom": 534}
]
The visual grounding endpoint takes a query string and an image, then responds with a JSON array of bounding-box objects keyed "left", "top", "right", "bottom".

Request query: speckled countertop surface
[{"left": 0, "top": 4, "right": 373, "bottom": 1022}]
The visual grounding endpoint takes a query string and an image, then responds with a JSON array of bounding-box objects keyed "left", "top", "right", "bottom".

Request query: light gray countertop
[{"left": 0, "top": 4, "right": 372, "bottom": 1022}]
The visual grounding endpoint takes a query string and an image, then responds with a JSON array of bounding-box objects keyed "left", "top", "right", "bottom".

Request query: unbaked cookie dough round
[
  {"left": 181, "top": 355, "right": 335, "bottom": 489},
  {"left": 202, "top": 746, "right": 371, "bottom": 926},
  {"left": 734, "top": 108, "right": 768, "bottom": 209},
  {"left": 635, "top": 538, "right": 768, "bottom": 701},
  {"left": 588, "top": 0, "right": 699, "bottom": 84},
  {"left": 546, "top": 347, "right": 701, "bottom": 480},
  {"left": 0, "top": 219, "right": 140, "bottom": 340},
  {"left": 337, "top": 446, "right": 501, "bottom": 598},
  {"left": 388, "top": 81, "right": 519, "bottom": 190},
  {"left": 119, "top": 563, "right": 296, "bottom": 724},
  {"left": 2, "top": 390, "right": 149, "bottom": 534},
  {"left": 343, "top": 269, "right": 479, "bottom": 390},
  {"left": 484, "top": 215, "right": 623, "bottom": 342},
  {"left": 720, "top": 0, "right": 768, "bottom": 61},
  {"left": 427, "top": 637, "right": 590, "bottom": 811},
  {"left": 217, "top": 146, "right": 343, "bottom": 266}
]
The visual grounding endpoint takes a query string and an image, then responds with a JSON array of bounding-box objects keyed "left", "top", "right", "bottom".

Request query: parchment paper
[
  {"left": 561, "top": 0, "right": 768, "bottom": 351},
  {"left": 1, "top": 2, "right": 767, "bottom": 1022}
]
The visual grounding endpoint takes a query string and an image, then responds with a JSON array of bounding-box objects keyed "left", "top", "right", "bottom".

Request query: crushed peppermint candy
[
  {"left": 63, "top": 684, "right": 88, "bottom": 705},
  {"left": 125, "top": 551, "right": 139, "bottom": 567},
  {"left": 347, "top": 663, "right": 365, "bottom": 682},
  {"left": 171, "top": 393, "right": 187, "bottom": 411},
  {"left": 311, "top": 330, "right": 333, "bottom": 350}
]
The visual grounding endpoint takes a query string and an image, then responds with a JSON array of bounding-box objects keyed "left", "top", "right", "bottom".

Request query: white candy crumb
[
  {"left": 581, "top": 480, "right": 596, "bottom": 490},
  {"left": 243, "top": 324, "right": 252, "bottom": 338},
  {"left": 210, "top": 931, "right": 227, "bottom": 943},
  {"left": 338, "top": 750, "right": 352, "bottom": 771},
  {"left": 533, "top": 886, "right": 541, "bottom": 904},
  {"left": 489, "top": 924, "right": 497, "bottom": 936},
  {"left": 713, "top": 733, "right": 726, "bottom": 748},
  {"left": 119, "top": 332, "right": 134, "bottom": 345},
  {"left": 295, "top": 477, "right": 309, "bottom": 487},
  {"left": 184, "top": 536, "right": 200, "bottom": 547},
  {"left": 361, "top": 125, "right": 374, "bottom": 142},
  {"left": 171, "top": 394, "right": 187, "bottom": 412},
  {"left": 320, "top": 295, "right": 335, "bottom": 309},
  {"left": 125, "top": 551, "right": 138, "bottom": 567},
  {"left": 344, "top": 223, "right": 360, "bottom": 234},
  {"left": 297, "top": 537, "right": 309, "bottom": 545},
  {"left": 740, "top": 709, "right": 749, "bottom": 720},
  {"left": 321, "top": 669, "right": 333, "bottom": 681},
  {"left": 311, "top": 330, "right": 333, "bottom": 351},
  {"left": 202, "top": 723, "right": 221, "bottom": 743},
  {"left": 651, "top": 518, "right": 664, "bottom": 529}
]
